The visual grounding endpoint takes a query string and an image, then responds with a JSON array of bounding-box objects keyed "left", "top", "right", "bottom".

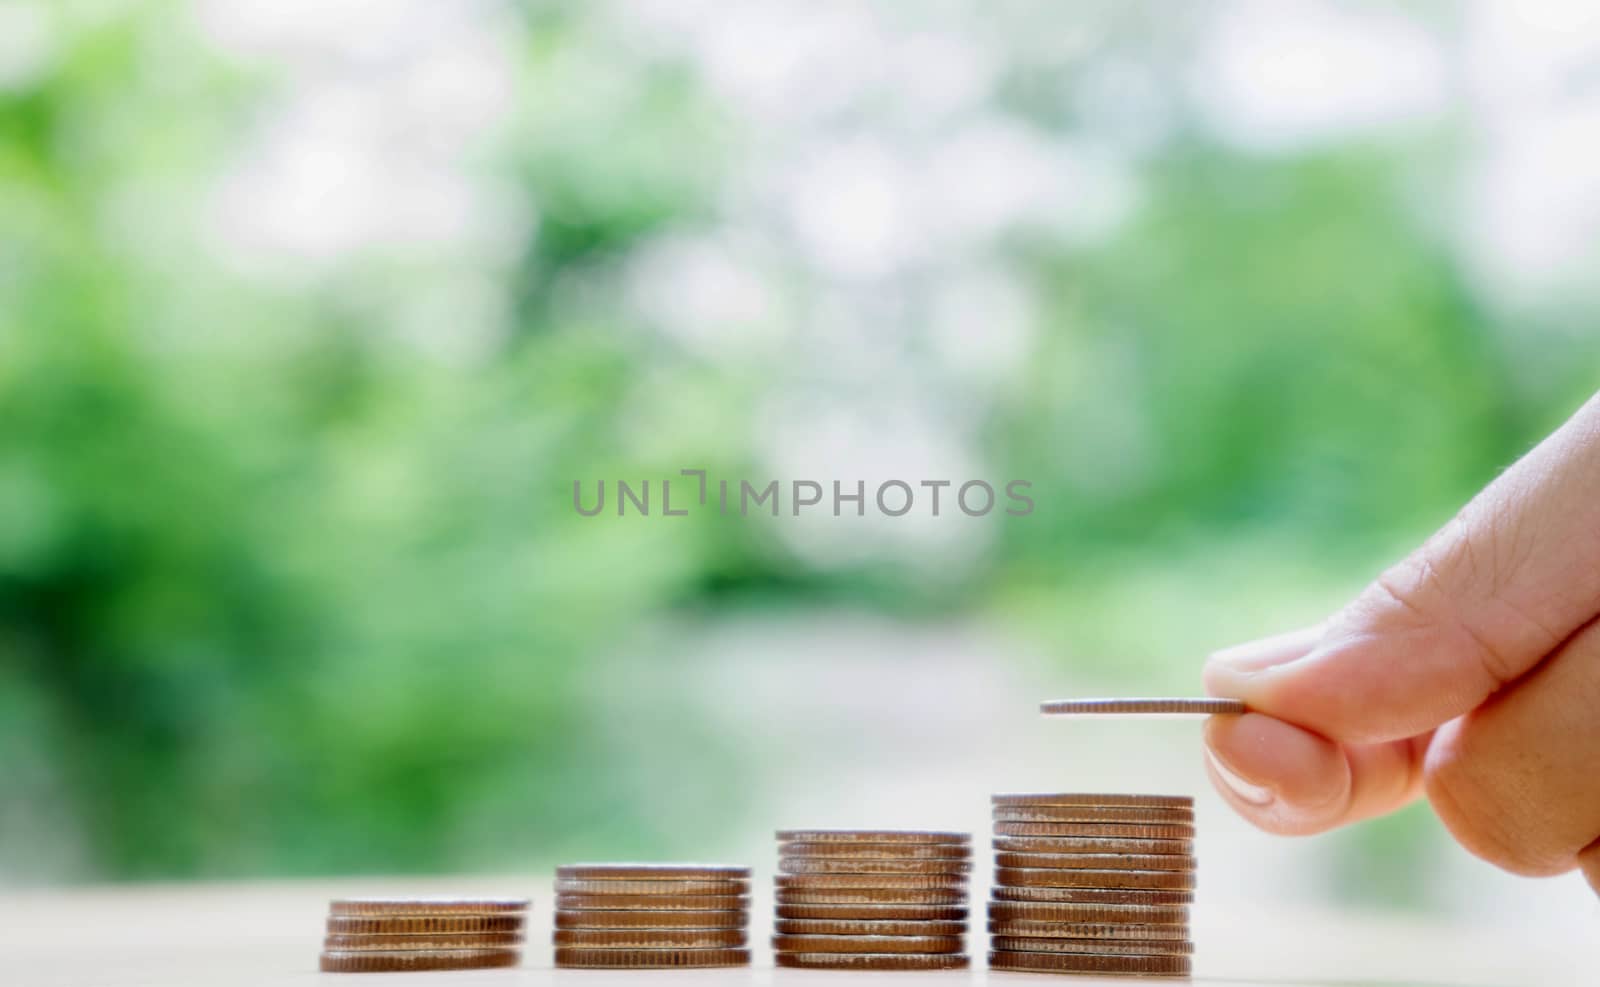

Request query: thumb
[{"left": 1208, "top": 391, "right": 1600, "bottom": 745}]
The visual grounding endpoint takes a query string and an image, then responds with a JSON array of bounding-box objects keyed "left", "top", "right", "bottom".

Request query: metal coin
[
  {"left": 779, "top": 841, "right": 971, "bottom": 860},
  {"left": 992, "top": 936, "right": 1194, "bottom": 955},
  {"left": 993, "top": 793, "right": 1194, "bottom": 809},
  {"left": 988, "top": 920, "right": 1189, "bottom": 940},
  {"left": 775, "top": 919, "right": 966, "bottom": 937},
  {"left": 322, "top": 933, "right": 523, "bottom": 951},
  {"left": 994, "top": 834, "right": 1194, "bottom": 855},
  {"left": 1040, "top": 697, "right": 1246, "bottom": 716},
  {"left": 555, "top": 893, "right": 748, "bottom": 911},
  {"left": 993, "top": 805, "right": 1193, "bottom": 824},
  {"left": 776, "top": 830, "right": 969, "bottom": 845},
  {"left": 988, "top": 949, "right": 1191, "bottom": 976},
  {"left": 777, "top": 888, "right": 967, "bottom": 906},
  {"left": 994, "top": 867, "right": 1196, "bottom": 891},
  {"left": 552, "top": 928, "right": 746, "bottom": 949},
  {"left": 985, "top": 900, "right": 1188, "bottom": 925},
  {"left": 776, "top": 952, "right": 970, "bottom": 970},
  {"left": 325, "top": 915, "right": 524, "bottom": 936},
  {"left": 995, "top": 852, "right": 1195, "bottom": 872},
  {"left": 992, "top": 885, "right": 1194, "bottom": 905},
  {"left": 773, "top": 934, "right": 965, "bottom": 954},
  {"left": 327, "top": 897, "right": 529, "bottom": 917},
  {"left": 553, "top": 947, "right": 750, "bottom": 968},
  {"left": 775, "top": 903, "right": 969, "bottom": 921},
  {"left": 556, "top": 863, "right": 751, "bottom": 881},
  {"left": 995, "top": 821, "right": 1195, "bottom": 839},
  {"left": 318, "top": 949, "right": 519, "bottom": 972},
  {"left": 779, "top": 857, "right": 972, "bottom": 876},
  {"left": 776, "top": 873, "right": 967, "bottom": 891},
  {"left": 554, "top": 909, "right": 746, "bottom": 930},
  {"left": 555, "top": 878, "right": 747, "bottom": 897}
]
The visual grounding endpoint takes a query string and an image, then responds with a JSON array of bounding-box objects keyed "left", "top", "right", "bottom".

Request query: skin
[{"left": 1202, "top": 390, "right": 1600, "bottom": 893}]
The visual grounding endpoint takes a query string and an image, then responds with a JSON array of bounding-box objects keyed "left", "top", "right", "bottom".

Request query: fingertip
[
  {"left": 1580, "top": 841, "right": 1600, "bottom": 898},
  {"left": 1202, "top": 715, "right": 1273, "bottom": 812},
  {"left": 1201, "top": 660, "right": 1245, "bottom": 700},
  {"left": 1204, "top": 625, "right": 1323, "bottom": 704},
  {"left": 1206, "top": 625, "right": 1323, "bottom": 674},
  {"left": 1203, "top": 663, "right": 1270, "bottom": 713},
  {"left": 1203, "top": 713, "right": 1351, "bottom": 836}
]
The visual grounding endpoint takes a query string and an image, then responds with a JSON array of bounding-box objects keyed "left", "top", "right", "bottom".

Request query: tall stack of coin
[
  {"left": 319, "top": 897, "right": 529, "bottom": 972},
  {"left": 773, "top": 829, "right": 972, "bottom": 971},
  {"left": 987, "top": 794, "right": 1196, "bottom": 978},
  {"left": 552, "top": 864, "right": 751, "bottom": 968}
]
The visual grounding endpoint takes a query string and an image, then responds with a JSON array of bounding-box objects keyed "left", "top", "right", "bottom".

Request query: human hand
[{"left": 1202, "top": 391, "right": 1600, "bottom": 892}]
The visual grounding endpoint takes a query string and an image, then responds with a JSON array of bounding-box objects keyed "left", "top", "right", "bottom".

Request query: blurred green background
[{"left": 2, "top": 0, "right": 1598, "bottom": 918}]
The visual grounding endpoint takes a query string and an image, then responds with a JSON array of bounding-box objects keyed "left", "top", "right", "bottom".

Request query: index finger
[{"left": 1208, "top": 392, "right": 1600, "bottom": 745}]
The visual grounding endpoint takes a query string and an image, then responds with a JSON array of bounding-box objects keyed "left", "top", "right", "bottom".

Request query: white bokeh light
[{"left": 1193, "top": 0, "right": 1448, "bottom": 150}]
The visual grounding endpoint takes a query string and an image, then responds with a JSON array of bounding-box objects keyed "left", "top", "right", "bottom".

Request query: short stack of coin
[
  {"left": 773, "top": 829, "right": 972, "bottom": 971},
  {"left": 320, "top": 897, "right": 529, "bottom": 972},
  {"left": 552, "top": 864, "right": 751, "bottom": 968},
  {"left": 988, "top": 794, "right": 1196, "bottom": 978}
]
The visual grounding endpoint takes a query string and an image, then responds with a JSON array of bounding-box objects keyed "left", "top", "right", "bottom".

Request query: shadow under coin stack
[
  {"left": 987, "top": 793, "right": 1196, "bottom": 978},
  {"left": 773, "top": 829, "right": 972, "bottom": 971},
  {"left": 319, "top": 897, "right": 529, "bottom": 973},
  {"left": 552, "top": 864, "right": 752, "bottom": 968}
]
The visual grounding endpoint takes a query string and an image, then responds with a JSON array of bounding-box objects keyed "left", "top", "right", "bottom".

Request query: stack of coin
[
  {"left": 319, "top": 897, "right": 529, "bottom": 972},
  {"left": 773, "top": 829, "right": 972, "bottom": 971},
  {"left": 552, "top": 863, "right": 752, "bottom": 968},
  {"left": 987, "top": 794, "right": 1196, "bottom": 978}
]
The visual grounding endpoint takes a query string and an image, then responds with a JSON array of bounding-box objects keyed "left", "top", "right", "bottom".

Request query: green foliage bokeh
[{"left": 1, "top": 3, "right": 1596, "bottom": 889}]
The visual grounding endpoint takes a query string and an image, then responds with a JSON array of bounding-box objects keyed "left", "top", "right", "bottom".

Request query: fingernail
[
  {"left": 1209, "top": 629, "right": 1313, "bottom": 673},
  {"left": 1205, "top": 748, "right": 1274, "bottom": 806}
]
